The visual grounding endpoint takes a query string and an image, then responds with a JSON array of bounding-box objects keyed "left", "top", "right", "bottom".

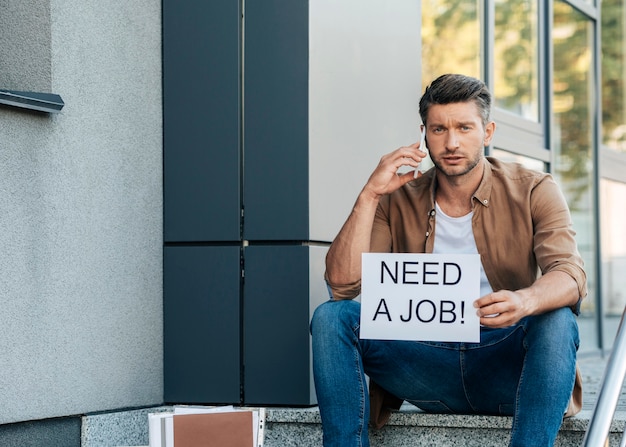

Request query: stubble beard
[{"left": 432, "top": 151, "right": 483, "bottom": 178}]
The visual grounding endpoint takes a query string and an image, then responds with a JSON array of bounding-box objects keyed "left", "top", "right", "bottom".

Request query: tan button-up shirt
[{"left": 325, "top": 157, "right": 587, "bottom": 426}]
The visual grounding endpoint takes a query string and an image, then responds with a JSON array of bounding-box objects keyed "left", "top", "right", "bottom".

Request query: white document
[{"left": 148, "top": 412, "right": 174, "bottom": 447}]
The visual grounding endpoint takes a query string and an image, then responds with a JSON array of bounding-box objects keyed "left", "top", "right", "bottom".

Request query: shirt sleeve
[{"left": 531, "top": 174, "right": 588, "bottom": 304}]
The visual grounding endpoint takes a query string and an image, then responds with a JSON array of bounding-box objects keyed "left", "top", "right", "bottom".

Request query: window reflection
[
  {"left": 494, "top": 0, "right": 539, "bottom": 121},
  {"left": 600, "top": 179, "right": 626, "bottom": 348},
  {"left": 421, "top": 0, "right": 480, "bottom": 92},
  {"left": 553, "top": 1, "right": 597, "bottom": 352},
  {"left": 602, "top": 0, "right": 626, "bottom": 153}
]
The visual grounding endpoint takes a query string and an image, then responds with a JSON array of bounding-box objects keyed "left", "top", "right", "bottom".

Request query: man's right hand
[
  {"left": 325, "top": 142, "right": 427, "bottom": 293},
  {"left": 361, "top": 142, "right": 427, "bottom": 200}
]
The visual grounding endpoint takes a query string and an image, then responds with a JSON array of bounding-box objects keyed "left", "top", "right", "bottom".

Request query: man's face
[{"left": 424, "top": 102, "right": 495, "bottom": 178}]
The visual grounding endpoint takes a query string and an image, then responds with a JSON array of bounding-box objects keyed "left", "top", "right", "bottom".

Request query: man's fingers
[
  {"left": 398, "top": 171, "right": 419, "bottom": 184},
  {"left": 474, "top": 293, "right": 501, "bottom": 309},
  {"left": 474, "top": 294, "right": 507, "bottom": 317}
]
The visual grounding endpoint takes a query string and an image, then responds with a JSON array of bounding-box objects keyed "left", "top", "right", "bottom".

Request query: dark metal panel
[
  {"left": 243, "top": 1, "right": 309, "bottom": 241},
  {"left": 164, "top": 246, "right": 241, "bottom": 404},
  {"left": 243, "top": 245, "right": 313, "bottom": 405},
  {"left": 163, "top": 0, "right": 241, "bottom": 243}
]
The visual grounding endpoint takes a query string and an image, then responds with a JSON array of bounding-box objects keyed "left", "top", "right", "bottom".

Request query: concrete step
[
  {"left": 263, "top": 405, "right": 625, "bottom": 447},
  {"left": 81, "top": 355, "right": 626, "bottom": 446},
  {"left": 260, "top": 353, "right": 626, "bottom": 446},
  {"left": 81, "top": 404, "right": 626, "bottom": 447},
  {"left": 80, "top": 402, "right": 626, "bottom": 447}
]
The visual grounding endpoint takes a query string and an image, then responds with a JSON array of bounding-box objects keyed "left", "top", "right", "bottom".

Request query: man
[{"left": 310, "top": 74, "right": 587, "bottom": 447}]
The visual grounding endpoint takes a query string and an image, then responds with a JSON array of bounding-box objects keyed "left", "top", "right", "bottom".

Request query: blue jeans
[{"left": 311, "top": 299, "right": 579, "bottom": 447}]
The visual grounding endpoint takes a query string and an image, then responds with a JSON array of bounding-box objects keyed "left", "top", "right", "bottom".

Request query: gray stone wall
[{"left": 0, "top": 0, "right": 163, "bottom": 423}]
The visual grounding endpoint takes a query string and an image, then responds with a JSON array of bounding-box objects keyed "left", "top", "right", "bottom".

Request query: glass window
[
  {"left": 600, "top": 179, "right": 626, "bottom": 348},
  {"left": 421, "top": 0, "right": 481, "bottom": 92},
  {"left": 494, "top": 0, "right": 539, "bottom": 121},
  {"left": 601, "top": 0, "right": 626, "bottom": 153},
  {"left": 552, "top": 1, "right": 597, "bottom": 353},
  {"left": 491, "top": 149, "right": 546, "bottom": 172}
]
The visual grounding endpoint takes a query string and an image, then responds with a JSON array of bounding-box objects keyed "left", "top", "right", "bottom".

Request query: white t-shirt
[{"left": 432, "top": 202, "right": 493, "bottom": 298}]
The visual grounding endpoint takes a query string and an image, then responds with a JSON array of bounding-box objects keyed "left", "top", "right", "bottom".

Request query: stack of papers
[{"left": 149, "top": 405, "right": 266, "bottom": 447}]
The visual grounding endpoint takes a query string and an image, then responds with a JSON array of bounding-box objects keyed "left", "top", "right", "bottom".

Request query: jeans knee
[
  {"left": 524, "top": 307, "right": 579, "bottom": 351},
  {"left": 310, "top": 299, "right": 360, "bottom": 336}
]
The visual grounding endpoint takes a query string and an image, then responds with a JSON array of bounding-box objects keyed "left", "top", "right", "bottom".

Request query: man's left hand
[{"left": 474, "top": 290, "right": 531, "bottom": 328}]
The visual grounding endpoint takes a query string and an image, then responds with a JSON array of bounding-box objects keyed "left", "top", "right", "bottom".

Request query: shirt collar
[{"left": 472, "top": 157, "right": 493, "bottom": 208}]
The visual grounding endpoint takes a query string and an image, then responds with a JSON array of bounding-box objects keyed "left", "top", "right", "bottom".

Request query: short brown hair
[{"left": 419, "top": 74, "right": 491, "bottom": 127}]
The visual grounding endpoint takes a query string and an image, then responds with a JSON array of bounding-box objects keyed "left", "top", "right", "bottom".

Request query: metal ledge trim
[{"left": 0, "top": 90, "right": 64, "bottom": 113}]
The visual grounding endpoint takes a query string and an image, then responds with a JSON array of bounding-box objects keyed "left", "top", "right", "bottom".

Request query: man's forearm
[
  {"left": 519, "top": 270, "right": 581, "bottom": 316},
  {"left": 325, "top": 143, "right": 426, "bottom": 291}
]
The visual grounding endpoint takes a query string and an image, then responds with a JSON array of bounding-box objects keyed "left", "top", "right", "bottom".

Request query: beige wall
[{"left": 309, "top": 0, "right": 422, "bottom": 243}]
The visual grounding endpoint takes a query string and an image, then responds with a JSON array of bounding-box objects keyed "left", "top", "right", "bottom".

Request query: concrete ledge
[
  {"left": 262, "top": 354, "right": 626, "bottom": 446},
  {"left": 263, "top": 405, "right": 626, "bottom": 447},
  {"left": 82, "top": 407, "right": 171, "bottom": 447},
  {"left": 79, "top": 355, "right": 626, "bottom": 446},
  {"left": 79, "top": 404, "right": 626, "bottom": 447}
]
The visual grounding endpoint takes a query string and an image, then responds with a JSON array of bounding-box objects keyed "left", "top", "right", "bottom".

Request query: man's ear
[{"left": 483, "top": 121, "right": 496, "bottom": 146}]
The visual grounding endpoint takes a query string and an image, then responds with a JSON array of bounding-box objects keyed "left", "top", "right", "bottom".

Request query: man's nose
[{"left": 445, "top": 131, "right": 460, "bottom": 150}]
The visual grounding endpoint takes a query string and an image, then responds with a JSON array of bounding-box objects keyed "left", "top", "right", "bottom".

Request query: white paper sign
[{"left": 360, "top": 253, "right": 481, "bottom": 342}]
